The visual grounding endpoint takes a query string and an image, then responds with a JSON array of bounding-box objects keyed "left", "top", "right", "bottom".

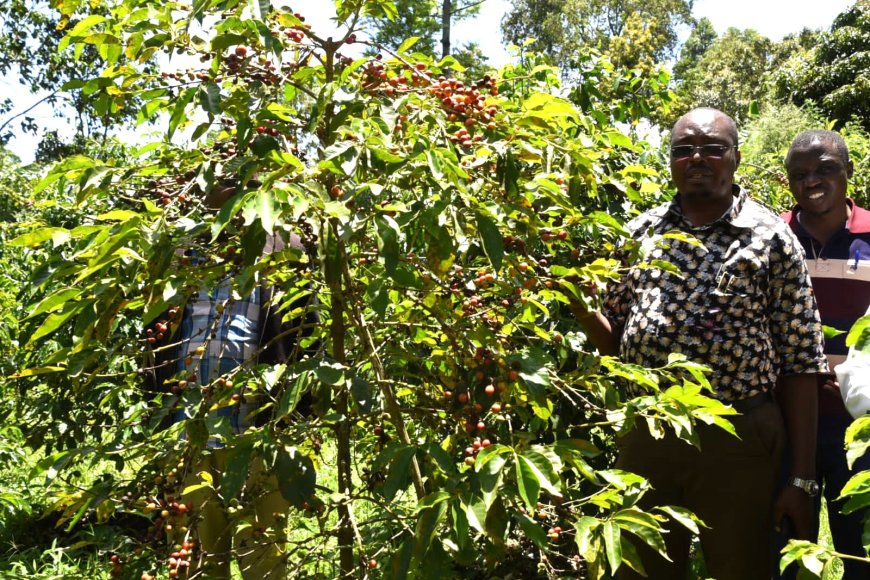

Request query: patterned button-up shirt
[{"left": 602, "top": 186, "right": 828, "bottom": 401}]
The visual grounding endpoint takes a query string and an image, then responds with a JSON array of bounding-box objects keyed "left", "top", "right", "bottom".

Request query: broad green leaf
[
  {"left": 396, "top": 36, "right": 420, "bottom": 54},
  {"left": 823, "top": 325, "right": 846, "bottom": 340},
  {"left": 518, "top": 449, "right": 560, "bottom": 495},
  {"left": 276, "top": 447, "right": 316, "bottom": 508},
  {"left": 168, "top": 86, "right": 197, "bottom": 139},
  {"left": 383, "top": 445, "right": 416, "bottom": 501},
  {"left": 515, "top": 453, "right": 541, "bottom": 510},
  {"left": 275, "top": 369, "right": 309, "bottom": 419},
  {"left": 426, "top": 150, "right": 444, "bottom": 182},
  {"left": 255, "top": 189, "right": 277, "bottom": 232},
  {"left": 26, "top": 288, "right": 82, "bottom": 319},
  {"left": 28, "top": 300, "right": 91, "bottom": 345},
  {"left": 846, "top": 314, "right": 870, "bottom": 350},
  {"left": 9, "top": 227, "right": 71, "bottom": 248},
  {"left": 211, "top": 33, "right": 248, "bottom": 53},
  {"left": 376, "top": 216, "right": 400, "bottom": 275},
  {"left": 476, "top": 212, "right": 504, "bottom": 273},
  {"left": 845, "top": 416, "right": 870, "bottom": 468},
  {"left": 8, "top": 366, "right": 65, "bottom": 378},
  {"left": 515, "top": 512, "right": 547, "bottom": 547},
  {"left": 200, "top": 82, "right": 222, "bottom": 115},
  {"left": 477, "top": 446, "right": 508, "bottom": 509},
  {"left": 221, "top": 440, "right": 254, "bottom": 504},
  {"left": 414, "top": 498, "right": 448, "bottom": 561},
  {"left": 314, "top": 360, "right": 347, "bottom": 386},
  {"left": 323, "top": 223, "right": 341, "bottom": 286},
  {"left": 602, "top": 520, "right": 622, "bottom": 572},
  {"left": 389, "top": 535, "right": 413, "bottom": 580}
]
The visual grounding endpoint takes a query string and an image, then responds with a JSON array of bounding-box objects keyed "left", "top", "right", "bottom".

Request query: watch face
[{"left": 808, "top": 481, "right": 820, "bottom": 496}]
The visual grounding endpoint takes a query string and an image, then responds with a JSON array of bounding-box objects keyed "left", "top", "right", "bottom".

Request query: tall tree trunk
[
  {"left": 441, "top": 0, "right": 451, "bottom": 58},
  {"left": 321, "top": 38, "right": 356, "bottom": 580}
]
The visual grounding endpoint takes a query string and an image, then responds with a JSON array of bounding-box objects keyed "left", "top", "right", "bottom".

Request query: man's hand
[{"left": 774, "top": 485, "right": 814, "bottom": 539}]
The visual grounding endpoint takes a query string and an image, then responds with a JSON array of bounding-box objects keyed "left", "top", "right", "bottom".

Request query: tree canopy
[
  {"left": 501, "top": 0, "right": 694, "bottom": 71},
  {"left": 772, "top": 0, "right": 870, "bottom": 132}
]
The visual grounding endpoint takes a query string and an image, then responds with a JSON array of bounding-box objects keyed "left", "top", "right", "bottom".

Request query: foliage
[
  {"left": 361, "top": 0, "right": 481, "bottom": 58},
  {"left": 0, "top": 0, "right": 143, "bottom": 157},
  {"left": 772, "top": 1, "right": 870, "bottom": 133},
  {"left": 0, "top": 1, "right": 764, "bottom": 580},
  {"left": 736, "top": 104, "right": 870, "bottom": 212},
  {"left": 671, "top": 27, "right": 774, "bottom": 125},
  {"left": 671, "top": 17, "right": 716, "bottom": 82},
  {"left": 501, "top": 0, "right": 694, "bottom": 72}
]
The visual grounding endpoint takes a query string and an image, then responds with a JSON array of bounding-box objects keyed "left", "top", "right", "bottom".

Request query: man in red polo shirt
[{"left": 780, "top": 129, "right": 870, "bottom": 578}]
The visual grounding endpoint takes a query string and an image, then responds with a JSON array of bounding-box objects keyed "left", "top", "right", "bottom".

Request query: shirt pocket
[{"left": 710, "top": 268, "right": 762, "bottom": 329}]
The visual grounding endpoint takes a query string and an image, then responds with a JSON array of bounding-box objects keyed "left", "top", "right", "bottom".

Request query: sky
[{"left": 1, "top": 0, "right": 856, "bottom": 164}]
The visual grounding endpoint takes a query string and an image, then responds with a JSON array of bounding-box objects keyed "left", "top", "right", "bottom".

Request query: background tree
[
  {"left": 772, "top": 0, "right": 870, "bottom": 132},
  {"left": 670, "top": 27, "right": 773, "bottom": 123},
  {"left": 501, "top": 0, "right": 694, "bottom": 72},
  {"left": 362, "top": 0, "right": 482, "bottom": 57},
  {"left": 0, "top": 0, "right": 144, "bottom": 159},
  {"left": 672, "top": 16, "right": 716, "bottom": 81}
]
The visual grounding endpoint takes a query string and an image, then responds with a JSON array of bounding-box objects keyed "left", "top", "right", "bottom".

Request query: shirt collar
[
  {"left": 666, "top": 185, "right": 750, "bottom": 228},
  {"left": 783, "top": 199, "right": 870, "bottom": 235}
]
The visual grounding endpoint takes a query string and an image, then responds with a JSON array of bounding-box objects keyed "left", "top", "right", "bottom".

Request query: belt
[{"left": 731, "top": 391, "right": 771, "bottom": 414}]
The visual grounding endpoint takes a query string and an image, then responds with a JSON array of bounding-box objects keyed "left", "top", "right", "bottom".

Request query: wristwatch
[{"left": 789, "top": 476, "right": 820, "bottom": 497}]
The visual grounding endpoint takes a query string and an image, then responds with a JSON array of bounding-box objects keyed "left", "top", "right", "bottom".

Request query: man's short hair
[
  {"left": 671, "top": 107, "right": 739, "bottom": 148},
  {"left": 786, "top": 129, "right": 851, "bottom": 167}
]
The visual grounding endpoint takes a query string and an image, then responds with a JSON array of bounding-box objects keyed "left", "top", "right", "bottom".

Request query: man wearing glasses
[{"left": 571, "top": 108, "right": 828, "bottom": 579}]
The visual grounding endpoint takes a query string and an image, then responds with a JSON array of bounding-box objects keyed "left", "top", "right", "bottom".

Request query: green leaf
[
  {"left": 26, "top": 288, "right": 82, "bottom": 320},
  {"left": 9, "top": 227, "right": 71, "bottom": 248},
  {"left": 518, "top": 449, "right": 560, "bottom": 495},
  {"left": 255, "top": 189, "right": 277, "bottom": 232},
  {"left": 414, "top": 498, "right": 448, "bottom": 561},
  {"left": 168, "top": 87, "right": 197, "bottom": 139},
  {"left": 314, "top": 360, "right": 347, "bottom": 386},
  {"left": 396, "top": 36, "right": 421, "bottom": 54},
  {"left": 515, "top": 512, "right": 547, "bottom": 547},
  {"left": 658, "top": 505, "right": 706, "bottom": 535},
  {"left": 275, "top": 369, "right": 309, "bottom": 419},
  {"left": 846, "top": 314, "right": 870, "bottom": 350},
  {"left": 846, "top": 416, "right": 870, "bottom": 468},
  {"left": 376, "top": 216, "right": 400, "bottom": 275},
  {"left": 426, "top": 150, "right": 444, "bottom": 182},
  {"left": 221, "top": 440, "right": 254, "bottom": 504},
  {"left": 323, "top": 223, "right": 341, "bottom": 286},
  {"left": 515, "top": 453, "right": 541, "bottom": 510},
  {"left": 602, "top": 520, "right": 622, "bottom": 573},
  {"left": 9, "top": 366, "right": 65, "bottom": 378},
  {"left": 383, "top": 445, "right": 416, "bottom": 501},
  {"left": 28, "top": 300, "right": 91, "bottom": 345},
  {"left": 477, "top": 446, "right": 509, "bottom": 509},
  {"left": 211, "top": 33, "right": 248, "bottom": 53},
  {"left": 389, "top": 535, "right": 413, "bottom": 580},
  {"left": 822, "top": 325, "right": 846, "bottom": 339},
  {"left": 276, "top": 447, "right": 316, "bottom": 508},
  {"left": 200, "top": 82, "right": 222, "bottom": 115},
  {"left": 476, "top": 212, "right": 504, "bottom": 273}
]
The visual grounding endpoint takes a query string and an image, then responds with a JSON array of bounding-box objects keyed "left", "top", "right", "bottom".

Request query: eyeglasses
[{"left": 670, "top": 144, "right": 737, "bottom": 159}]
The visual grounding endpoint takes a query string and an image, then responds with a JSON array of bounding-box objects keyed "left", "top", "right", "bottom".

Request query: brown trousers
[{"left": 616, "top": 399, "right": 785, "bottom": 580}]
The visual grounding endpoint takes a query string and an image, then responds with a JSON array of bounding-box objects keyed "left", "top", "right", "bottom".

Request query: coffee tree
[{"left": 8, "top": 0, "right": 737, "bottom": 578}]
